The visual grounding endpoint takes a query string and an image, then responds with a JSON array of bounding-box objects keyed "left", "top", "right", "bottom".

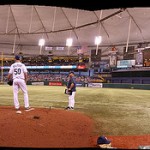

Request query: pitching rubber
[{"left": 16, "top": 110, "right": 22, "bottom": 114}]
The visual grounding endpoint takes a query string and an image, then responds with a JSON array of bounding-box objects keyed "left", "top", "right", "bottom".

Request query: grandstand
[{"left": 1, "top": 49, "right": 150, "bottom": 87}]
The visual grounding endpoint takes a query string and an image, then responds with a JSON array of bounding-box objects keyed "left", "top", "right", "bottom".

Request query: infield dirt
[{"left": 0, "top": 106, "right": 150, "bottom": 149}]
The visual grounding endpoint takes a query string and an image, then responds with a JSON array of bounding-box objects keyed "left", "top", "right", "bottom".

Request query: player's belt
[{"left": 14, "top": 77, "right": 24, "bottom": 80}]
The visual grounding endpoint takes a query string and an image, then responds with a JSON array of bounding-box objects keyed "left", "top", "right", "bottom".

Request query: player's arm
[{"left": 68, "top": 83, "right": 74, "bottom": 90}]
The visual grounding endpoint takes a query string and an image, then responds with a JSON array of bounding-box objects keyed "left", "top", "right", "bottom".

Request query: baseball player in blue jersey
[
  {"left": 65, "top": 71, "right": 76, "bottom": 110},
  {"left": 7, "top": 55, "right": 33, "bottom": 113}
]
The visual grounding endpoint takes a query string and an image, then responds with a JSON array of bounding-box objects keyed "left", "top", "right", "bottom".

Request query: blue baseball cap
[
  {"left": 97, "top": 136, "right": 111, "bottom": 145},
  {"left": 15, "top": 55, "right": 21, "bottom": 60}
]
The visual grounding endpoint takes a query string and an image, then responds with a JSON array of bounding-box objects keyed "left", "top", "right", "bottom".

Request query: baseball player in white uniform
[{"left": 7, "top": 55, "right": 33, "bottom": 113}]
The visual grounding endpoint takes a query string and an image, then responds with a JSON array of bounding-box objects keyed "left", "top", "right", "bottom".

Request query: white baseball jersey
[
  {"left": 9, "top": 62, "right": 29, "bottom": 109},
  {"left": 9, "top": 62, "right": 28, "bottom": 79}
]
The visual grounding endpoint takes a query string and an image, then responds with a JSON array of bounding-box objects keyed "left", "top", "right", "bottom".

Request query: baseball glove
[
  {"left": 7, "top": 79, "right": 13, "bottom": 86},
  {"left": 64, "top": 89, "right": 72, "bottom": 95}
]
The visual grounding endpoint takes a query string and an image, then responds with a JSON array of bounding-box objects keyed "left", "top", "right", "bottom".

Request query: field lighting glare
[
  {"left": 95, "top": 36, "right": 102, "bottom": 45},
  {"left": 38, "top": 38, "right": 45, "bottom": 46},
  {"left": 66, "top": 38, "right": 73, "bottom": 47}
]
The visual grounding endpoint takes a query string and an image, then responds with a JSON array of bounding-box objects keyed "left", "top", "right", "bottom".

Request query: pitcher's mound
[{"left": 0, "top": 106, "right": 95, "bottom": 148}]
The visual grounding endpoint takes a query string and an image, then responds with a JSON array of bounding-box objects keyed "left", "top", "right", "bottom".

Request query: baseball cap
[
  {"left": 97, "top": 136, "right": 111, "bottom": 145},
  {"left": 15, "top": 55, "right": 21, "bottom": 60}
]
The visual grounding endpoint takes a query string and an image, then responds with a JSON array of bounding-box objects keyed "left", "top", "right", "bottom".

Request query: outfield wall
[
  {"left": 103, "top": 83, "right": 150, "bottom": 90},
  {"left": 27, "top": 81, "right": 85, "bottom": 87},
  {"left": 27, "top": 81, "right": 150, "bottom": 90},
  {"left": 111, "top": 77, "right": 150, "bottom": 84}
]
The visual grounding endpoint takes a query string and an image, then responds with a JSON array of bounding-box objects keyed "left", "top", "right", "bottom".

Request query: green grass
[{"left": 1, "top": 85, "right": 150, "bottom": 136}]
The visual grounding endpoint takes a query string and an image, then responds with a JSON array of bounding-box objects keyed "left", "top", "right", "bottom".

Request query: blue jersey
[{"left": 67, "top": 77, "right": 76, "bottom": 92}]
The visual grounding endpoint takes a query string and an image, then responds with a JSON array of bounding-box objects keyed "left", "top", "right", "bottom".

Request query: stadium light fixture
[
  {"left": 95, "top": 36, "right": 102, "bottom": 45},
  {"left": 66, "top": 38, "right": 73, "bottom": 47},
  {"left": 38, "top": 38, "right": 45, "bottom": 46}
]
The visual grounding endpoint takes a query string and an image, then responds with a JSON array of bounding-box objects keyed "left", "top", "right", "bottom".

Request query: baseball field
[{"left": 0, "top": 85, "right": 150, "bottom": 148}]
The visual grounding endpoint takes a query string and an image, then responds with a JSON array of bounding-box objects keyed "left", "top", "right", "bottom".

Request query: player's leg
[
  {"left": 68, "top": 95, "right": 72, "bottom": 108},
  {"left": 13, "top": 80, "right": 20, "bottom": 109},
  {"left": 19, "top": 80, "right": 29, "bottom": 108},
  {"left": 68, "top": 92, "right": 75, "bottom": 109},
  {"left": 70, "top": 92, "right": 76, "bottom": 109},
  {"left": 65, "top": 95, "right": 72, "bottom": 110}
]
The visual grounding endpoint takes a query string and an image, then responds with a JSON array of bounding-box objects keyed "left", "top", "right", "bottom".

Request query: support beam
[
  {"left": 1, "top": 40, "right": 150, "bottom": 49},
  {"left": 9, "top": 5, "right": 20, "bottom": 39},
  {"left": 96, "top": 11, "right": 105, "bottom": 55},
  {"left": 39, "top": 46, "right": 43, "bottom": 55},
  {"left": 52, "top": 7, "right": 57, "bottom": 31},
  {"left": 7, "top": 27, "right": 17, "bottom": 34},
  {"left": 125, "top": 17, "right": 132, "bottom": 52},
  {"left": 126, "top": 9, "right": 144, "bottom": 42},
  {"left": 0, "top": 8, "right": 125, "bottom": 36},
  {"left": 31, "top": 27, "right": 44, "bottom": 33},
  {"left": 75, "top": 10, "right": 79, "bottom": 28},
  {"left": 93, "top": 11, "right": 110, "bottom": 38},
  {"left": 69, "top": 9, "right": 80, "bottom": 55},
  {"left": 61, "top": 8, "right": 80, "bottom": 45},
  {"left": 29, "top": 6, "right": 33, "bottom": 33},
  {"left": 12, "top": 31, "right": 17, "bottom": 54},
  {"left": 34, "top": 6, "right": 49, "bottom": 40},
  {"left": 6, "top": 7, "right": 10, "bottom": 34},
  {"left": 75, "top": 8, "right": 125, "bottom": 30}
]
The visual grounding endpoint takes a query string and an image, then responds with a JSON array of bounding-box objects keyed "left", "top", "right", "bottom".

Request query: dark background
[{"left": 1, "top": 0, "right": 150, "bottom": 11}]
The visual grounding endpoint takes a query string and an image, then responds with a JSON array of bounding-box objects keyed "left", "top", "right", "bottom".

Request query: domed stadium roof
[{"left": 0, "top": 1, "right": 150, "bottom": 56}]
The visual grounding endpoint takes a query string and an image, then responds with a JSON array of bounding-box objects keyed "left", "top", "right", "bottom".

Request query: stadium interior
[
  {"left": 0, "top": 5, "right": 150, "bottom": 87},
  {"left": 0, "top": 2, "right": 150, "bottom": 149}
]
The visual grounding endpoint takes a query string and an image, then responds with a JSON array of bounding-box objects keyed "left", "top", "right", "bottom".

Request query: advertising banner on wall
[
  {"left": 31, "top": 82, "right": 44, "bottom": 85},
  {"left": 88, "top": 83, "right": 103, "bottom": 88},
  {"left": 76, "top": 83, "right": 84, "bottom": 87},
  {"left": 49, "top": 82, "right": 62, "bottom": 86}
]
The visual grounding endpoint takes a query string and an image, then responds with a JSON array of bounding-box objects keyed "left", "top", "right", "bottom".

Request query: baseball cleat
[
  {"left": 25, "top": 107, "right": 35, "bottom": 112},
  {"left": 65, "top": 106, "right": 71, "bottom": 110},
  {"left": 70, "top": 107, "right": 74, "bottom": 110}
]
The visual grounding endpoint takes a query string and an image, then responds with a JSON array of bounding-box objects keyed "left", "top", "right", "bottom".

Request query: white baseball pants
[
  {"left": 68, "top": 91, "right": 76, "bottom": 108},
  {"left": 13, "top": 79, "right": 29, "bottom": 109}
]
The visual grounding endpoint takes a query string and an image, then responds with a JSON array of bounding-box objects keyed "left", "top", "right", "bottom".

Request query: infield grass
[{"left": 0, "top": 85, "right": 150, "bottom": 136}]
